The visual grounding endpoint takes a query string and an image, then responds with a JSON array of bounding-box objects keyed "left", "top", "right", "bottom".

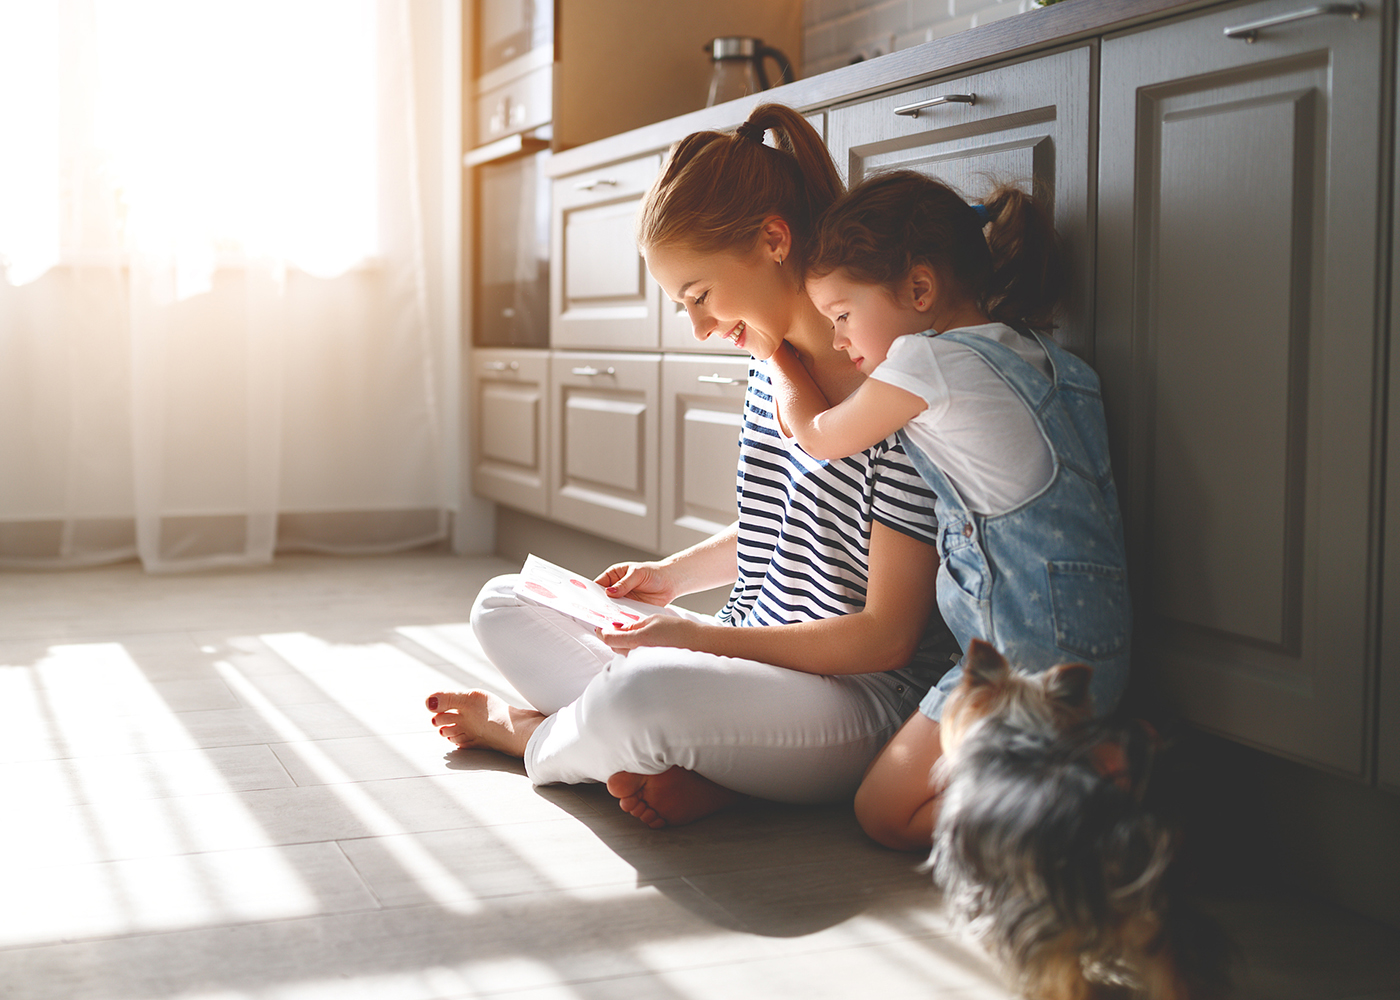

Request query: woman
[{"left": 427, "top": 103, "right": 956, "bottom": 831}]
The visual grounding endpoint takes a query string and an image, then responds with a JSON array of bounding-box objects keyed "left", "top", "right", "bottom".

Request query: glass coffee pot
[{"left": 704, "top": 36, "right": 795, "bottom": 107}]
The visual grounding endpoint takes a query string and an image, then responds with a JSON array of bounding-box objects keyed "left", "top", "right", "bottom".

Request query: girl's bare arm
[{"left": 769, "top": 345, "right": 926, "bottom": 460}]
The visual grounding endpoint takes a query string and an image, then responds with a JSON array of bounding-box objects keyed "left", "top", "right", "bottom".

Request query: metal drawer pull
[
  {"left": 1225, "top": 2, "right": 1362, "bottom": 41},
  {"left": 575, "top": 177, "right": 619, "bottom": 191},
  {"left": 571, "top": 366, "right": 617, "bottom": 376},
  {"left": 894, "top": 93, "right": 976, "bottom": 117},
  {"left": 697, "top": 374, "right": 738, "bottom": 385},
  {"left": 482, "top": 361, "right": 520, "bottom": 372}
]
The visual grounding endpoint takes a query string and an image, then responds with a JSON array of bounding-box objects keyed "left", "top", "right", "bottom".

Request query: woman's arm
[
  {"left": 595, "top": 521, "right": 739, "bottom": 607},
  {"left": 769, "top": 345, "right": 927, "bottom": 460},
  {"left": 599, "top": 519, "right": 939, "bottom": 675}
]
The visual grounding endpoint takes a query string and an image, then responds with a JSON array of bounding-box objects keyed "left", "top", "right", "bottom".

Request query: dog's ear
[
  {"left": 962, "top": 639, "right": 1010, "bottom": 688},
  {"left": 1044, "top": 662, "right": 1094, "bottom": 712}
]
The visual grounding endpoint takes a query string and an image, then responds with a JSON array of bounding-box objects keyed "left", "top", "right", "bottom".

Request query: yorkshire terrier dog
[{"left": 929, "top": 640, "right": 1228, "bottom": 1000}]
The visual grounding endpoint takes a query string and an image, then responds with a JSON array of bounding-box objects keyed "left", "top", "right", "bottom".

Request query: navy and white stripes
[{"left": 717, "top": 361, "right": 942, "bottom": 634}]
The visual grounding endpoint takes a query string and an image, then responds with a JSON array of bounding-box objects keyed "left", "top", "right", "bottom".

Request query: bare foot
[
  {"left": 605, "top": 766, "right": 744, "bottom": 829},
  {"left": 426, "top": 691, "right": 543, "bottom": 758}
]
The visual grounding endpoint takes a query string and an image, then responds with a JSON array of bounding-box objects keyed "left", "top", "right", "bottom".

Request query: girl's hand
[
  {"left": 595, "top": 561, "right": 681, "bottom": 607},
  {"left": 770, "top": 341, "right": 803, "bottom": 373},
  {"left": 596, "top": 615, "right": 706, "bottom": 654}
]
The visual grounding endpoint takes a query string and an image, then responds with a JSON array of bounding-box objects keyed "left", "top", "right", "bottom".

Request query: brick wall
[{"left": 801, "top": 0, "right": 1041, "bottom": 78}]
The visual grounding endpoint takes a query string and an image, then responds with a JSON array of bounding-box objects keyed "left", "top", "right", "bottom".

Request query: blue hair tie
[{"left": 972, "top": 203, "right": 990, "bottom": 225}]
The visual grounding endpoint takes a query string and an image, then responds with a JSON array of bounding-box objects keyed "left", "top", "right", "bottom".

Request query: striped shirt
[{"left": 717, "top": 360, "right": 955, "bottom": 675}]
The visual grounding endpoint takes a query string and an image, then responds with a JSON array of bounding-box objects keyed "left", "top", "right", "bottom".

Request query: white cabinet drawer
[
  {"left": 548, "top": 352, "right": 661, "bottom": 551},
  {"left": 659, "top": 354, "right": 749, "bottom": 553},
  {"left": 470, "top": 349, "right": 550, "bottom": 517}
]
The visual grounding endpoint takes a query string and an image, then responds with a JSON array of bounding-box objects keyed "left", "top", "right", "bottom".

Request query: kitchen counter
[{"left": 547, "top": 0, "right": 1212, "bottom": 176}]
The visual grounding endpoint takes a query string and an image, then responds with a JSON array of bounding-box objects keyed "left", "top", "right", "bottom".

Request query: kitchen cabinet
[
  {"left": 826, "top": 47, "right": 1095, "bottom": 358},
  {"left": 548, "top": 351, "right": 662, "bottom": 551},
  {"left": 470, "top": 348, "right": 551, "bottom": 517},
  {"left": 1096, "top": 0, "right": 1385, "bottom": 777},
  {"left": 659, "top": 354, "right": 749, "bottom": 553},
  {"left": 550, "top": 154, "right": 663, "bottom": 350},
  {"left": 1381, "top": 101, "right": 1400, "bottom": 794}
]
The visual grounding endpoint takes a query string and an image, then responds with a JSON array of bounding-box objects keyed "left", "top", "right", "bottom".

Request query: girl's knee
[{"left": 854, "top": 778, "right": 937, "bottom": 852}]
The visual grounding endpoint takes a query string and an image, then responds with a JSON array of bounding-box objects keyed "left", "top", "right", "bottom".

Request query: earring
[{"left": 777, "top": 255, "right": 784, "bottom": 267}]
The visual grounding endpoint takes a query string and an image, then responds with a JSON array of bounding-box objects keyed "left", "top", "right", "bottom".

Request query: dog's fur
[{"left": 929, "top": 640, "right": 1228, "bottom": 1000}]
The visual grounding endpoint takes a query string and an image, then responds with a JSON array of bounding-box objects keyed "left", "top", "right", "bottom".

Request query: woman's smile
[{"left": 644, "top": 241, "right": 790, "bottom": 361}]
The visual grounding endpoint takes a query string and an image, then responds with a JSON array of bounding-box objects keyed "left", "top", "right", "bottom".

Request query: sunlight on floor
[
  {"left": 213, "top": 643, "right": 486, "bottom": 916},
  {"left": 0, "top": 642, "right": 320, "bottom": 945}
]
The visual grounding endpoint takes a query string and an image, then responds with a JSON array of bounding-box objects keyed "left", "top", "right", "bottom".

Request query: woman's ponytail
[{"left": 636, "top": 103, "right": 843, "bottom": 271}]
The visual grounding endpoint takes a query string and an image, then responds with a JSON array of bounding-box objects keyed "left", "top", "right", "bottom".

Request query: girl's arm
[
  {"left": 595, "top": 521, "right": 739, "bottom": 606},
  {"left": 598, "top": 519, "right": 939, "bottom": 675},
  {"left": 769, "top": 344, "right": 927, "bottom": 460}
]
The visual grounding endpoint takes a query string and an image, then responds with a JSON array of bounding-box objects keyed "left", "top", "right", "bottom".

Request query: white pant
[{"left": 470, "top": 575, "right": 920, "bottom": 804}]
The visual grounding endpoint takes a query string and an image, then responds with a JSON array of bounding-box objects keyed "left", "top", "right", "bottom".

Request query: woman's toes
[{"left": 433, "top": 691, "right": 487, "bottom": 712}]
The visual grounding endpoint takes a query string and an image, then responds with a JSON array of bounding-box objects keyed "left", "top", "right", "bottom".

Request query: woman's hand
[
  {"left": 595, "top": 615, "right": 709, "bottom": 654},
  {"left": 595, "top": 561, "right": 683, "bottom": 607}
]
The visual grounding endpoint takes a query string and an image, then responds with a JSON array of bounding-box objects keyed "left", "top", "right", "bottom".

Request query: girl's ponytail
[
  {"left": 637, "top": 103, "right": 843, "bottom": 271},
  {"left": 981, "top": 184, "right": 1068, "bottom": 331}
]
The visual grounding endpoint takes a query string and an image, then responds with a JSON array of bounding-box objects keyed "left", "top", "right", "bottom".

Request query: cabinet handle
[
  {"left": 697, "top": 374, "right": 739, "bottom": 385},
  {"left": 571, "top": 366, "right": 617, "bottom": 376},
  {"left": 482, "top": 361, "right": 520, "bottom": 372},
  {"left": 1224, "top": 2, "right": 1362, "bottom": 41},
  {"left": 893, "top": 93, "right": 976, "bottom": 117},
  {"left": 575, "top": 177, "right": 619, "bottom": 191}
]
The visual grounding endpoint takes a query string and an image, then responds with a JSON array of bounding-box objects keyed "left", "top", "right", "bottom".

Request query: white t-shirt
[{"left": 869, "top": 323, "right": 1054, "bottom": 516}]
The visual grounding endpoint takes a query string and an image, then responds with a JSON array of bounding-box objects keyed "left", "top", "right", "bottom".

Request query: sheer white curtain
[{"left": 0, "top": 0, "right": 452, "bottom": 571}]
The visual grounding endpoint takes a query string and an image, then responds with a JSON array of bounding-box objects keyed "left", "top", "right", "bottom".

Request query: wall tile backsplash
[{"left": 802, "top": 0, "right": 1040, "bottom": 78}]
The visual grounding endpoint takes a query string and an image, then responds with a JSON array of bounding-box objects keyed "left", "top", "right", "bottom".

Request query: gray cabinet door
[
  {"left": 1381, "top": 81, "right": 1400, "bottom": 794},
  {"left": 827, "top": 46, "right": 1094, "bottom": 357},
  {"left": 659, "top": 354, "right": 749, "bottom": 553},
  {"left": 471, "top": 349, "right": 550, "bottom": 517},
  {"left": 548, "top": 352, "right": 661, "bottom": 552},
  {"left": 551, "top": 155, "right": 662, "bottom": 350},
  {"left": 1097, "top": 0, "right": 1384, "bottom": 776}
]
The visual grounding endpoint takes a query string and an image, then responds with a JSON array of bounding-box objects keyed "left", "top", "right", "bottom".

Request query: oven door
[{"left": 472, "top": 143, "right": 551, "bottom": 348}]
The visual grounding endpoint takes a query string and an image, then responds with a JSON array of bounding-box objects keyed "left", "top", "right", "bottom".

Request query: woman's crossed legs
[{"left": 427, "top": 575, "right": 913, "bottom": 828}]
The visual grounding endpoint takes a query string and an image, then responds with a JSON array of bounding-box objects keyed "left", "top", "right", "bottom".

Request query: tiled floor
[{"left": 1, "top": 551, "right": 1397, "bottom": 1000}]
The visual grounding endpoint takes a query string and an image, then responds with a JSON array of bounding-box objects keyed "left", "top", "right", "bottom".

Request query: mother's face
[{"left": 644, "top": 234, "right": 794, "bottom": 361}]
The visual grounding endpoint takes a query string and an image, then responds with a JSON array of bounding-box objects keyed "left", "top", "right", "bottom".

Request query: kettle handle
[{"left": 755, "top": 45, "right": 794, "bottom": 91}]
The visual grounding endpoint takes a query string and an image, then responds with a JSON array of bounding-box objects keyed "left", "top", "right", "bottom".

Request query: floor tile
[
  {"left": 2, "top": 552, "right": 1397, "bottom": 1000},
  {"left": 0, "top": 744, "right": 295, "bottom": 808},
  {"left": 0, "top": 842, "right": 379, "bottom": 948}
]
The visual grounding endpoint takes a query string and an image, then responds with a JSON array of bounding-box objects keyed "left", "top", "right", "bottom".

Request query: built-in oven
[
  {"left": 470, "top": 144, "right": 551, "bottom": 347},
  {"left": 468, "top": 0, "right": 554, "bottom": 348}
]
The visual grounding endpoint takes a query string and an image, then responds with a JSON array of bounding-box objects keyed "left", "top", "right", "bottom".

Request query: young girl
[{"left": 768, "top": 169, "right": 1131, "bottom": 850}]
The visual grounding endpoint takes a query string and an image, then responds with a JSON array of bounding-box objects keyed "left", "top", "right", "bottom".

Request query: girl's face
[
  {"left": 644, "top": 235, "right": 793, "bottom": 361},
  {"left": 805, "top": 267, "right": 933, "bottom": 374}
]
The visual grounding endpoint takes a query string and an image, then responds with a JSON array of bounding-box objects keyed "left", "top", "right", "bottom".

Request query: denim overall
[{"left": 908, "top": 329, "right": 1132, "bottom": 721}]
